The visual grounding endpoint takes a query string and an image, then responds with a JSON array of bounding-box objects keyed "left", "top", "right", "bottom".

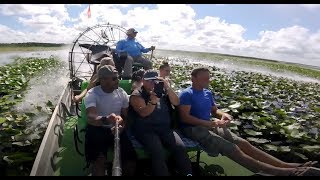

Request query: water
[
  {"left": 0, "top": 50, "right": 68, "bottom": 66},
  {"left": 154, "top": 49, "right": 320, "bottom": 68},
  {"left": 14, "top": 67, "right": 69, "bottom": 112},
  {"left": 155, "top": 50, "right": 320, "bottom": 84},
  {"left": 1, "top": 49, "right": 70, "bottom": 133},
  {"left": 191, "top": 58, "right": 320, "bottom": 84},
  {"left": 1, "top": 48, "right": 319, "bottom": 132}
]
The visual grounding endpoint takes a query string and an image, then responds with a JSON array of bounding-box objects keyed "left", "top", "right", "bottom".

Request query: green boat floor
[
  {"left": 54, "top": 116, "right": 89, "bottom": 176},
  {"left": 53, "top": 116, "right": 253, "bottom": 176},
  {"left": 196, "top": 152, "right": 253, "bottom": 176}
]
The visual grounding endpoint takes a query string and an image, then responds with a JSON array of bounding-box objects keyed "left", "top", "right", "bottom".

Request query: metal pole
[
  {"left": 150, "top": 49, "right": 154, "bottom": 61},
  {"left": 112, "top": 120, "right": 121, "bottom": 176}
]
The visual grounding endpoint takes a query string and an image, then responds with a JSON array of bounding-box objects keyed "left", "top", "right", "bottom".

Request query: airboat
[{"left": 29, "top": 23, "right": 252, "bottom": 176}]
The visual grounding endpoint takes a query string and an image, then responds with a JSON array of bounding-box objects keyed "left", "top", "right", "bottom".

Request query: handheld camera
[{"left": 154, "top": 80, "right": 164, "bottom": 98}]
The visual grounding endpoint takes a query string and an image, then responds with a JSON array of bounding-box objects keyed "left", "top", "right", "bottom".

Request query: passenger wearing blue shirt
[
  {"left": 178, "top": 67, "right": 316, "bottom": 176},
  {"left": 116, "top": 28, "right": 155, "bottom": 79}
]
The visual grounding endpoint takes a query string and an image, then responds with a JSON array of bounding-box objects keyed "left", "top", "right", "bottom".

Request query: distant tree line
[{"left": 0, "top": 42, "right": 66, "bottom": 47}]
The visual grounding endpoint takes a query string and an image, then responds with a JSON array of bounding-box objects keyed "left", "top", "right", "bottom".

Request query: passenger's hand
[
  {"left": 107, "top": 113, "right": 118, "bottom": 123},
  {"left": 115, "top": 115, "right": 123, "bottom": 125},
  {"left": 205, "top": 119, "right": 220, "bottom": 128},
  {"left": 156, "top": 77, "right": 170, "bottom": 90},
  {"left": 221, "top": 113, "right": 232, "bottom": 125},
  {"left": 214, "top": 119, "right": 228, "bottom": 127},
  {"left": 209, "top": 119, "right": 228, "bottom": 128},
  {"left": 150, "top": 46, "right": 155, "bottom": 51}
]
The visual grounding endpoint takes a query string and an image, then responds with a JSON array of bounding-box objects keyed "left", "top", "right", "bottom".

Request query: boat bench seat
[
  {"left": 127, "top": 129, "right": 200, "bottom": 150},
  {"left": 77, "top": 80, "right": 204, "bottom": 164},
  {"left": 127, "top": 128, "right": 203, "bottom": 167}
]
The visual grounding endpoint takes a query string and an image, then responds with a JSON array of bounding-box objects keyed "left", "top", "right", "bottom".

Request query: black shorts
[{"left": 85, "top": 125, "right": 137, "bottom": 164}]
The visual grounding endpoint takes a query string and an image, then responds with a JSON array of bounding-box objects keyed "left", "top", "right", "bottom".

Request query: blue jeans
[{"left": 132, "top": 124, "right": 192, "bottom": 176}]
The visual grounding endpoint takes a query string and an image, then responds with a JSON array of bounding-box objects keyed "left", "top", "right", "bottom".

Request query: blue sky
[
  {"left": 192, "top": 4, "right": 320, "bottom": 40},
  {"left": 0, "top": 4, "right": 319, "bottom": 66}
]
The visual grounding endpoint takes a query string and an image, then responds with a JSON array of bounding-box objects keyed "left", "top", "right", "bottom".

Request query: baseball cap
[
  {"left": 98, "top": 65, "right": 118, "bottom": 79},
  {"left": 126, "top": 28, "right": 138, "bottom": 35},
  {"left": 143, "top": 70, "right": 158, "bottom": 80}
]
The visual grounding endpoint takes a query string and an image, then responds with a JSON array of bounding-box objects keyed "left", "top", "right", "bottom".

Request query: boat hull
[{"left": 30, "top": 83, "right": 72, "bottom": 176}]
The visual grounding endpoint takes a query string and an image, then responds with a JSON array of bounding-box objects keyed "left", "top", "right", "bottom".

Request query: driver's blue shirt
[{"left": 116, "top": 38, "right": 150, "bottom": 57}]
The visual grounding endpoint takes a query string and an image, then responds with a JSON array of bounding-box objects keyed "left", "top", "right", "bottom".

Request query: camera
[{"left": 154, "top": 80, "right": 164, "bottom": 98}]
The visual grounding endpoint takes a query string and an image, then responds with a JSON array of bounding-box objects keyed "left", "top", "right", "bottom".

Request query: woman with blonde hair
[{"left": 73, "top": 57, "right": 115, "bottom": 103}]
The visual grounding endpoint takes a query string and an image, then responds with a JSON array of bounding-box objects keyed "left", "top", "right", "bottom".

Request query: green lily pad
[
  {"left": 12, "top": 141, "right": 31, "bottom": 146},
  {"left": 220, "top": 108, "right": 230, "bottom": 113},
  {"left": 230, "top": 120, "right": 242, "bottom": 126},
  {"left": 2, "top": 152, "right": 34, "bottom": 165},
  {"left": 0, "top": 117, "right": 6, "bottom": 124},
  {"left": 5, "top": 116, "right": 14, "bottom": 122},
  {"left": 263, "top": 144, "right": 278, "bottom": 151},
  {"left": 228, "top": 102, "right": 241, "bottom": 109},
  {"left": 36, "top": 106, "right": 42, "bottom": 111},
  {"left": 293, "top": 152, "right": 308, "bottom": 160},
  {"left": 252, "top": 122, "right": 267, "bottom": 130},
  {"left": 290, "top": 130, "right": 306, "bottom": 139},
  {"left": 247, "top": 137, "right": 269, "bottom": 144},
  {"left": 278, "top": 146, "right": 291, "bottom": 152},
  {"left": 46, "top": 100, "right": 53, "bottom": 107},
  {"left": 244, "top": 129, "right": 263, "bottom": 136},
  {"left": 301, "top": 145, "right": 320, "bottom": 152}
]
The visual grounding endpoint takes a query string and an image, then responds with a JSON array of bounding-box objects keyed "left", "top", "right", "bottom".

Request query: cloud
[
  {"left": 0, "top": 24, "right": 27, "bottom": 43},
  {"left": 238, "top": 26, "right": 318, "bottom": 63},
  {"left": 18, "top": 15, "right": 63, "bottom": 29},
  {"left": 0, "top": 4, "right": 70, "bottom": 22},
  {"left": 300, "top": 4, "right": 320, "bottom": 10},
  {"left": 0, "top": 4, "right": 319, "bottom": 66}
]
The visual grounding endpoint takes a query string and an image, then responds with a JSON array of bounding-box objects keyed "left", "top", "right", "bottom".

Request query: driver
[{"left": 116, "top": 28, "right": 155, "bottom": 79}]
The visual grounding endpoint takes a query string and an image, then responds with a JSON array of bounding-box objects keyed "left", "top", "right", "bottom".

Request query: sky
[{"left": 0, "top": 4, "right": 320, "bottom": 66}]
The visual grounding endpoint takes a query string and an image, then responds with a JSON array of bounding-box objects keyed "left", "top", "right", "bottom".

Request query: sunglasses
[
  {"left": 148, "top": 79, "right": 162, "bottom": 84},
  {"left": 112, "top": 76, "right": 119, "bottom": 81}
]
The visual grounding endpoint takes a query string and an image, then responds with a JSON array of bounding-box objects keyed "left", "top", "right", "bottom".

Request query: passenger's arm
[
  {"left": 178, "top": 105, "right": 214, "bottom": 128},
  {"left": 73, "top": 89, "right": 88, "bottom": 103},
  {"left": 212, "top": 106, "right": 223, "bottom": 119},
  {"left": 73, "top": 75, "right": 97, "bottom": 103},
  {"left": 85, "top": 91, "right": 118, "bottom": 126},
  {"left": 87, "top": 74, "right": 98, "bottom": 90},
  {"left": 137, "top": 42, "right": 150, "bottom": 53},
  {"left": 178, "top": 91, "right": 226, "bottom": 128},
  {"left": 166, "top": 86, "right": 179, "bottom": 106},
  {"left": 211, "top": 106, "right": 232, "bottom": 126},
  {"left": 86, "top": 107, "right": 118, "bottom": 126},
  {"left": 212, "top": 106, "right": 232, "bottom": 121},
  {"left": 86, "top": 107, "right": 104, "bottom": 126},
  {"left": 158, "top": 77, "right": 179, "bottom": 106},
  {"left": 129, "top": 95, "right": 158, "bottom": 118}
]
